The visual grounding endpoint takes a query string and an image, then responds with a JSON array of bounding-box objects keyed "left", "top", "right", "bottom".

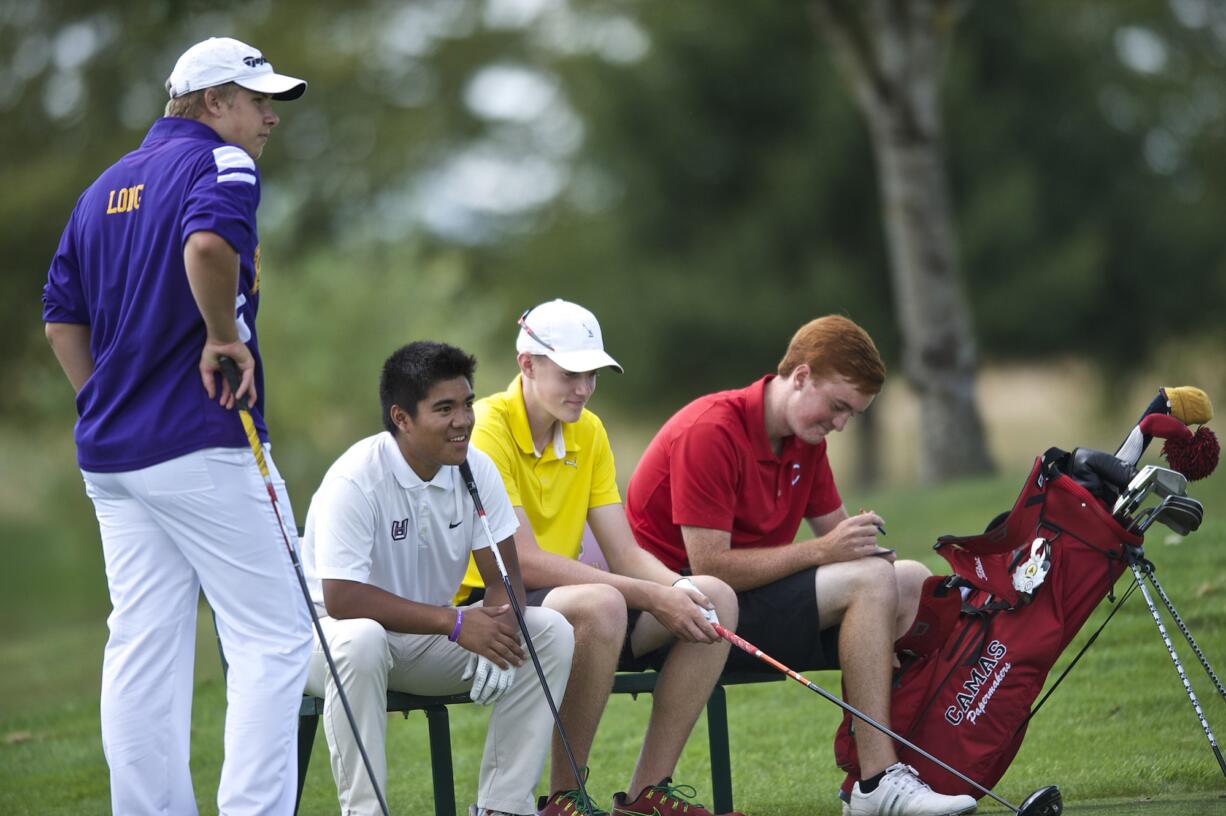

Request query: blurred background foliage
[
  {"left": 8, "top": 0, "right": 1226, "bottom": 418},
  {"left": 5, "top": 0, "right": 1226, "bottom": 627}
]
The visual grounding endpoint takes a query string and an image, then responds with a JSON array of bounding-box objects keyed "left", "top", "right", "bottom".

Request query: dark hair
[{"left": 379, "top": 341, "right": 478, "bottom": 433}]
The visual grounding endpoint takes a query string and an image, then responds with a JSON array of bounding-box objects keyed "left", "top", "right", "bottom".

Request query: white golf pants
[
  {"left": 306, "top": 608, "right": 574, "bottom": 816},
  {"left": 83, "top": 446, "right": 313, "bottom": 816}
]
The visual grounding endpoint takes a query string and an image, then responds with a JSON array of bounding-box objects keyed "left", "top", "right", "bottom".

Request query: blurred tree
[{"left": 813, "top": 0, "right": 993, "bottom": 482}]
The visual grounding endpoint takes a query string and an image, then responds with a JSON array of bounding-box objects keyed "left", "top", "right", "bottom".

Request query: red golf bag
[{"left": 834, "top": 448, "right": 1143, "bottom": 799}]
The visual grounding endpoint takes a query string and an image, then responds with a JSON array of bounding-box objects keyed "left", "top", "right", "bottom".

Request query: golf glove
[
  {"left": 674, "top": 577, "right": 719, "bottom": 625},
  {"left": 463, "top": 652, "right": 515, "bottom": 706}
]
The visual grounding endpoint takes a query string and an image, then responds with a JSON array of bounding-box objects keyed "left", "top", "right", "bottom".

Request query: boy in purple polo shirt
[{"left": 43, "top": 37, "right": 313, "bottom": 815}]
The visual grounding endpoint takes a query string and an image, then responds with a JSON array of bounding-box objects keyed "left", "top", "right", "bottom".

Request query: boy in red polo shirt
[{"left": 626, "top": 316, "right": 977, "bottom": 816}]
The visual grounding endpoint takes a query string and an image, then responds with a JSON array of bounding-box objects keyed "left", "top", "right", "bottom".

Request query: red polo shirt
[{"left": 626, "top": 375, "right": 842, "bottom": 572}]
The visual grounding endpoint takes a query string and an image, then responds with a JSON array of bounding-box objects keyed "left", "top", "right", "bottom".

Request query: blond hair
[{"left": 164, "top": 82, "right": 238, "bottom": 119}]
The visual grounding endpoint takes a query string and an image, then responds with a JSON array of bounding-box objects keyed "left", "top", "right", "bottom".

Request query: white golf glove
[
  {"left": 462, "top": 652, "right": 516, "bottom": 706},
  {"left": 674, "top": 577, "right": 720, "bottom": 625}
]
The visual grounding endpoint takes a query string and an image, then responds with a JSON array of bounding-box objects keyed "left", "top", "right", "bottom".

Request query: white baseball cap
[
  {"left": 516, "top": 299, "right": 623, "bottom": 374},
  {"left": 166, "top": 37, "right": 306, "bottom": 100}
]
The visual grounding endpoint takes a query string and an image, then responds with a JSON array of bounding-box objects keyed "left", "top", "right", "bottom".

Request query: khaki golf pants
[{"left": 307, "top": 607, "right": 574, "bottom": 815}]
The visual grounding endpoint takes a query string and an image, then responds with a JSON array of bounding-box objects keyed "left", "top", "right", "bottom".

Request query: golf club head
[
  {"left": 1152, "top": 495, "right": 1204, "bottom": 536},
  {"left": 1113, "top": 465, "right": 1189, "bottom": 519},
  {"left": 1017, "top": 785, "right": 1063, "bottom": 816}
]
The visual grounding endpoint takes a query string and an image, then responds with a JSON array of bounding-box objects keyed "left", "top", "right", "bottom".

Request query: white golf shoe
[{"left": 846, "top": 763, "right": 977, "bottom": 816}]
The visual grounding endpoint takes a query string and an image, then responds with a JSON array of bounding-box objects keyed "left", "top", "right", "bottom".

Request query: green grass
[{"left": 1, "top": 462, "right": 1223, "bottom": 814}]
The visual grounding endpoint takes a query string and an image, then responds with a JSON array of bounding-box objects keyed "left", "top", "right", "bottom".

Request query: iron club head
[
  {"left": 1152, "top": 495, "right": 1204, "bottom": 536},
  {"left": 1114, "top": 465, "right": 1189, "bottom": 520}
]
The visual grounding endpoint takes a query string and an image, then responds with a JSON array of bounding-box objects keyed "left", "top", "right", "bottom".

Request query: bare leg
[
  {"left": 542, "top": 584, "right": 627, "bottom": 792},
  {"left": 624, "top": 576, "right": 738, "bottom": 795},
  {"left": 892, "top": 559, "right": 931, "bottom": 639},
  {"left": 816, "top": 557, "right": 899, "bottom": 777}
]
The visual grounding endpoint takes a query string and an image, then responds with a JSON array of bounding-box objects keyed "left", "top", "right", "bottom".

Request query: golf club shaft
[
  {"left": 218, "top": 358, "right": 391, "bottom": 816},
  {"left": 1130, "top": 563, "right": 1226, "bottom": 780},
  {"left": 712, "top": 624, "right": 1021, "bottom": 813},
  {"left": 460, "top": 462, "right": 594, "bottom": 813},
  {"left": 1140, "top": 563, "right": 1226, "bottom": 705}
]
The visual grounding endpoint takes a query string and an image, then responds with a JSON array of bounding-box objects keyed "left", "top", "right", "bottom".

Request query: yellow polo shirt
[{"left": 454, "top": 375, "right": 622, "bottom": 603}]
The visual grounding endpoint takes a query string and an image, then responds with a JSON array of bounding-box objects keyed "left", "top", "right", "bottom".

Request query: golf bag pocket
[{"left": 835, "top": 451, "right": 1140, "bottom": 799}]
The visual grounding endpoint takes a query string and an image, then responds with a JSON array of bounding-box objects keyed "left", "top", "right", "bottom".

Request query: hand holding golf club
[
  {"left": 201, "top": 338, "right": 256, "bottom": 409},
  {"left": 651, "top": 577, "right": 719, "bottom": 642},
  {"left": 454, "top": 603, "right": 527, "bottom": 670}
]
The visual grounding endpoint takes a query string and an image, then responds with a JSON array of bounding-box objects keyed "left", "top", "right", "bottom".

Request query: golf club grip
[
  {"left": 715, "top": 624, "right": 755, "bottom": 656},
  {"left": 458, "top": 460, "right": 484, "bottom": 514},
  {"left": 217, "top": 355, "right": 251, "bottom": 412},
  {"left": 716, "top": 625, "right": 801, "bottom": 680}
]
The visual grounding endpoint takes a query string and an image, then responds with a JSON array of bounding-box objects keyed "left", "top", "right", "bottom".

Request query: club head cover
[
  {"left": 1163, "top": 386, "right": 1213, "bottom": 425},
  {"left": 1139, "top": 412, "right": 1194, "bottom": 442},
  {"left": 1069, "top": 448, "right": 1134, "bottom": 502},
  {"left": 1163, "top": 425, "right": 1219, "bottom": 481}
]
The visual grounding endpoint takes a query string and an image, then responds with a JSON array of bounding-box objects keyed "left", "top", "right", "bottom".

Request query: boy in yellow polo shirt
[{"left": 457, "top": 300, "right": 742, "bottom": 816}]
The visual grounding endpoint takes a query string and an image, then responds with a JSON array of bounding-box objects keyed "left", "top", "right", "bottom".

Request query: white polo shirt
[{"left": 302, "top": 432, "right": 518, "bottom": 613}]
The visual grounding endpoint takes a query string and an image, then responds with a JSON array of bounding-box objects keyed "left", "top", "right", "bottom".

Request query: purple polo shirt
[{"left": 43, "top": 117, "right": 270, "bottom": 472}]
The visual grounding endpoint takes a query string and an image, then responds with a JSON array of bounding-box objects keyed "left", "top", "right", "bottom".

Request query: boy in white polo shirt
[
  {"left": 302, "top": 341, "right": 575, "bottom": 816},
  {"left": 456, "top": 301, "right": 741, "bottom": 816}
]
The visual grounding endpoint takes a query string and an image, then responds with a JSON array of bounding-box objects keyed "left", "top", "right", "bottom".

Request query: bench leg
[
  {"left": 296, "top": 711, "right": 319, "bottom": 815},
  {"left": 706, "top": 685, "right": 733, "bottom": 814},
  {"left": 425, "top": 705, "right": 457, "bottom": 816}
]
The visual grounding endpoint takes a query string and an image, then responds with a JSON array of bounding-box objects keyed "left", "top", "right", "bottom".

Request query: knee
[
  {"left": 689, "top": 575, "right": 739, "bottom": 626},
  {"left": 327, "top": 618, "right": 390, "bottom": 675},
  {"left": 845, "top": 556, "right": 898, "bottom": 605},
  {"left": 566, "top": 584, "right": 628, "bottom": 647},
  {"left": 893, "top": 559, "right": 931, "bottom": 609},
  {"left": 526, "top": 606, "right": 576, "bottom": 662},
  {"left": 894, "top": 560, "right": 931, "bottom": 596}
]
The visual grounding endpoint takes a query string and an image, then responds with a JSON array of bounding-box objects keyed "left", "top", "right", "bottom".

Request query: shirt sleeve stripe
[
  {"left": 212, "top": 145, "right": 255, "bottom": 171},
  {"left": 217, "top": 172, "right": 257, "bottom": 185}
]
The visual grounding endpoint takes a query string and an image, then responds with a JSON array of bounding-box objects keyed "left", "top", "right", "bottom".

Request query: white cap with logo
[
  {"left": 516, "top": 299, "right": 624, "bottom": 374},
  {"left": 166, "top": 37, "right": 307, "bottom": 100}
]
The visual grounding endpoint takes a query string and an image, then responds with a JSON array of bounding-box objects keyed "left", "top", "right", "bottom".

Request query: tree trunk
[
  {"left": 854, "top": 405, "right": 881, "bottom": 490},
  {"left": 813, "top": 0, "right": 993, "bottom": 482}
]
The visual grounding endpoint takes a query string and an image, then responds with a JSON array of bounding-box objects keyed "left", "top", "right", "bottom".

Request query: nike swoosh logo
[{"left": 449, "top": 521, "right": 463, "bottom": 529}]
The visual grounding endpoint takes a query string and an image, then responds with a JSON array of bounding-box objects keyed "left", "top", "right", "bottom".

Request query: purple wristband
[{"left": 448, "top": 609, "right": 464, "bottom": 642}]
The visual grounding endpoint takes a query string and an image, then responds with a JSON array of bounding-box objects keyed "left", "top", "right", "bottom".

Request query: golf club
[
  {"left": 712, "top": 624, "right": 1063, "bottom": 816},
  {"left": 1137, "top": 559, "right": 1226, "bottom": 707},
  {"left": 218, "top": 357, "right": 390, "bottom": 816},
  {"left": 458, "top": 460, "right": 595, "bottom": 815},
  {"left": 1126, "top": 554, "right": 1226, "bottom": 780},
  {"left": 1112, "top": 465, "right": 1188, "bottom": 520},
  {"left": 1132, "top": 495, "right": 1203, "bottom": 536}
]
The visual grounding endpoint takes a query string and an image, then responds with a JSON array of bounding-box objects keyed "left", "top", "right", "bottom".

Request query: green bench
[
  {"left": 216, "top": 611, "right": 781, "bottom": 814},
  {"left": 293, "top": 670, "right": 783, "bottom": 815}
]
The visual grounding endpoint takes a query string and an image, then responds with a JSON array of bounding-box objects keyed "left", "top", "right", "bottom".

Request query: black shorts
[
  {"left": 464, "top": 587, "right": 666, "bottom": 672},
  {"left": 725, "top": 567, "right": 840, "bottom": 674}
]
